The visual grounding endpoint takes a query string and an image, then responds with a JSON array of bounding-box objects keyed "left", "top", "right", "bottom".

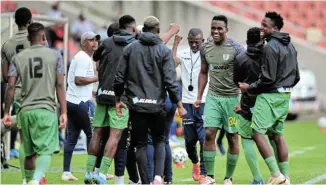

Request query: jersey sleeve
[
  {"left": 200, "top": 45, "right": 208, "bottom": 64},
  {"left": 1, "top": 43, "right": 9, "bottom": 65},
  {"left": 8, "top": 57, "right": 18, "bottom": 77},
  {"left": 56, "top": 51, "right": 65, "bottom": 75},
  {"left": 228, "top": 38, "right": 245, "bottom": 56}
]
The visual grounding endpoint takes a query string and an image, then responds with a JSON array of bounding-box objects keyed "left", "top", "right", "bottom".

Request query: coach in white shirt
[
  {"left": 173, "top": 28, "right": 208, "bottom": 180},
  {"left": 62, "top": 32, "right": 100, "bottom": 181}
]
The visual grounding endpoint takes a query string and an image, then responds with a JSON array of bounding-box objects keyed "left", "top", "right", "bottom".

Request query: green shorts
[
  {"left": 238, "top": 115, "right": 252, "bottom": 139},
  {"left": 14, "top": 100, "right": 21, "bottom": 129},
  {"left": 203, "top": 94, "right": 239, "bottom": 133},
  {"left": 251, "top": 93, "right": 291, "bottom": 135},
  {"left": 92, "top": 104, "right": 128, "bottom": 129},
  {"left": 20, "top": 109, "right": 58, "bottom": 156}
]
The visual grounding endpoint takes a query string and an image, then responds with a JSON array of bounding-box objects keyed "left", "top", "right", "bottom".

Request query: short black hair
[
  {"left": 188, "top": 28, "right": 203, "bottom": 38},
  {"left": 212, "top": 15, "right": 228, "bottom": 27},
  {"left": 265, "top": 11, "right": 284, "bottom": 30},
  {"left": 28, "top": 22, "right": 45, "bottom": 39},
  {"left": 118, "top": 15, "right": 135, "bottom": 29},
  {"left": 15, "top": 7, "right": 32, "bottom": 27},
  {"left": 247, "top": 27, "right": 261, "bottom": 45},
  {"left": 107, "top": 22, "right": 119, "bottom": 37}
]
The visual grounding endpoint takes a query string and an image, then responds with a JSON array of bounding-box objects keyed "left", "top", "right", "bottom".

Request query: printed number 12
[{"left": 29, "top": 57, "right": 43, "bottom": 78}]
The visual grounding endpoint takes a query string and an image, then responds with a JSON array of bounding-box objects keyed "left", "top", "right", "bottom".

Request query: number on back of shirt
[{"left": 29, "top": 57, "right": 43, "bottom": 78}]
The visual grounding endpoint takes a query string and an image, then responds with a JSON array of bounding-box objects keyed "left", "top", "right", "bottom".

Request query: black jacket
[
  {"left": 248, "top": 32, "right": 300, "bottom": 94},
  {"left": 234, "top": 42, "right": 263, "bottom": 121},
  {"left": 93, "top": 31, "right": 135, "bottom": 105},
  {"left": 114, "top": 32, "right": 179, "bottom": 113}
]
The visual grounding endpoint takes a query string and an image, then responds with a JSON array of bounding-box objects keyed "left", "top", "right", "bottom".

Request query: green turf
[{"left": 2, "top": 122, "right": 326, "bottom": 184}]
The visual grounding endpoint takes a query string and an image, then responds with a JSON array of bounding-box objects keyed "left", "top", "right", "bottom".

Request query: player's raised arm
[
  {"left": 55, "top": 52, "right": 67, "bottom": 128},
  {"left": 172, "top": 35, "right": 182, "bottom": 66},
  {"left": 161, "top": 23, "right": 180, "bottom": 44}
]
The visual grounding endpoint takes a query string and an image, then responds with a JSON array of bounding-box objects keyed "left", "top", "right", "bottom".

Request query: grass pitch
[{"left": 2, "top": 122, "right": 326, "bottom": 184}]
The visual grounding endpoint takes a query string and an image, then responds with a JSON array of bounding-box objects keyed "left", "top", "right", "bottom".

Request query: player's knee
[
  {"left": 227, "top": 133, "right": 239, "bottom": 149},
  {"left": 204, "top": 129, "right": 216, "bottom": 142}
]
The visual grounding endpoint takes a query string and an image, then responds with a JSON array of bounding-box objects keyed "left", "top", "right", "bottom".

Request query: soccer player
[
  {"left": 62, "top": 31, "right": 100, "bottom": 181},
  {"left": 172, "top": 28, "right": 208, "bottom": 181},
  {"left": 114, "top": 16, "right": 186, "bottom": 185},
  {"left": 1, "top": 7, "right": 32, "bottom": 184},
  {"left": 93, "top": 21, "right": 138, "bottom": 183},
  {"left": 239, "top": 12, "right": 300, "bottom": 184},
  {"left": 84, "top": 15, "right": 137, "bottom": 184},
  {"left": 3, "top": 22, "right": 67, "bottom": 185},
  {"left": 195, "top": 15, "right": 245, "bottom": 185},
  {"left": 233, "top": 27, "right": 265, "bottom": 184}
]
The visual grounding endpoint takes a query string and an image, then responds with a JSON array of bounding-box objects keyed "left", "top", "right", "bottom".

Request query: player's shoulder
[
  {"left": 235, "top": 50, "right": 247, "bottom": 61},
  {"left": 1, "top": 40, "right": 9, "bottom": 48},
  {"left": 200, "top": 41, "right": 209, "bottom": 55},
  {"left": 226, "top": 38, "right": 245, "bottom": 55},
  {"left": 72, "top": 50, "right": 90, "bottom": 63},
  {"left": 1, "top": 38, "right": 15, "bottom": 50},
  {"left": 15, "top": 47, "right": 31, "bottom": 58},
  {"left": 33, "top": 45, "right": 56, "bottom": 54}
]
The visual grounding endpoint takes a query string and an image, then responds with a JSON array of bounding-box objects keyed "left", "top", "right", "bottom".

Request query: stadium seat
[
  {"left": 317, "top": 41, "right": 326, "bottom": 48},
  {"left": 7, "top": 1, "right": 16, "bottom": 12},
  {"left": 265, "top": 2, "right": 278, "bottom": 12},
  {"left": 208, "top": 1, "right": 326, "bottom": 48}
]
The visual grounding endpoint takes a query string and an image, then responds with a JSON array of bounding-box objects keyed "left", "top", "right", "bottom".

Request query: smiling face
[
  {"left": 260, "top": 17, "right": 277, "bottom": 39},
  {"left": 211, "top": 20, "right": 228, "bottom": 44}
]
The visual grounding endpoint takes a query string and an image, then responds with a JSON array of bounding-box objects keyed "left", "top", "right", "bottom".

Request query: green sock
[
  {"left": 265, "top": 156, "right": 279, "bottom": 176},
  {"left": 203, "top": 151, "right": 216, "bottom": 177},
  {"left": 25, "top": 169, "right": 35, "bottom": 182},
  {"left": 19, "top": 145, "right": 25, "bottom": 179},
  {"left": 269, "top": 139, "right": 279, "bottom": 162},
  {"left": 225, "top": 153, "right": 239, "bottom": 178},
  {"left": 33, "top": 155, "right": 51, "bottom": 182},
  {"left": 86, "top": 155, "right": 97, "bottom": 172},
  {"left": 242, "top": 138, "right": 263, "bottom": 182},
  {"left": 279, "top": 162, "right": 289, "bottom": 176},
  {"left": 100, "top": 156, "right": 113, "bottom": 174}
]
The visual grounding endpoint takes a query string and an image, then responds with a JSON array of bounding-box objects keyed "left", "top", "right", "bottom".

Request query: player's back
[
  {"left": 14, "top": 44, "right": 58, "bottom": 112},
  {"left": 1, "top": 30, "right": 30, "bottom": 99},
  {"left": 2, "top": 30, "right": 30, "bottom": 61}
]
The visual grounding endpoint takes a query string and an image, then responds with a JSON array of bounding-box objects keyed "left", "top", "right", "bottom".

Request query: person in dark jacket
[
  {"left": 233, "top": 27, "right": 264, "bottom": 184},
  {"left": 114, "top": 16, "right": 187, "bottom": 184},
  {"left": 92, "top": 21, "right": 140, "bottom": 184},
  {"left": 84, "top": 15, "right": 137, "bottom": 185},
  {"left": 239, "top": 12, "right": 300, "bottom": 184}
]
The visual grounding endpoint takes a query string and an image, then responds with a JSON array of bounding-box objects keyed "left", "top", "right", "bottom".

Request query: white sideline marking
[
  {"left": 289, "top": 146, "right": 316, "bottom": 157},
  {"left": 303, "top": 173, "right": 326, "bottom": 184}
]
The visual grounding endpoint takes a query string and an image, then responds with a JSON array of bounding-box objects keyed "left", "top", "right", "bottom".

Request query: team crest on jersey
[{"left": 223, "top": 54, "right": 230, "bottom": 60}]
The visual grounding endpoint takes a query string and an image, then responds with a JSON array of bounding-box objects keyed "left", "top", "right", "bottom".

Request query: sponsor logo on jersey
[
  {"left": 98, "top": 88, "right": 115, "bottom": 96},
  {"left": 132, "top": 97, "right": 158, "bottom": 104}
]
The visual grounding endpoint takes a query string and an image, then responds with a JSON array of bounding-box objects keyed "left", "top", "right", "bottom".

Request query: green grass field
[{"left": 2, "top": 122, "right": 326, "bottom": 184}]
